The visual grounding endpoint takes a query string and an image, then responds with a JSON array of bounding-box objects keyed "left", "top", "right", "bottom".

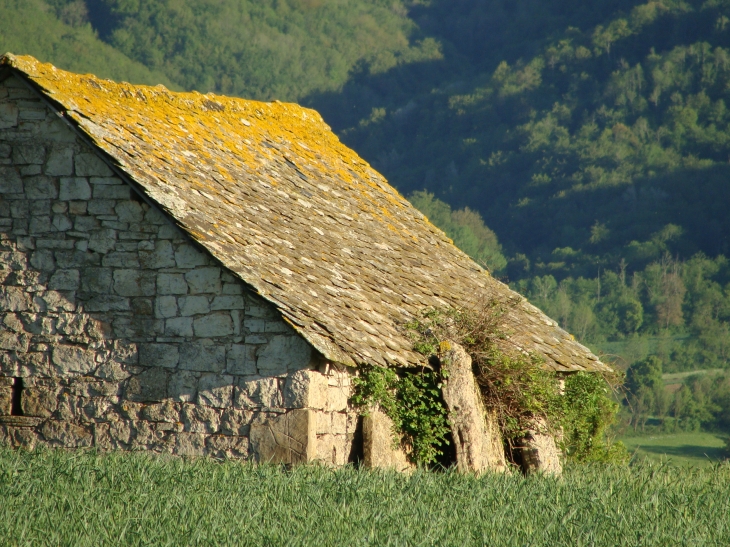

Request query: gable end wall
[{"left": 0, "top": 74, "right": 357, "bottom": 464}]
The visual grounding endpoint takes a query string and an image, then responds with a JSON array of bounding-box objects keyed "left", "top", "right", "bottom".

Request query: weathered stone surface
[
  {"left": 45, "top": 147, "right": 74, "bottom": 176},
  {"left": 157, "top": 273, "right": 188, "bottom": 295},
  {"left": 13, "top": 144, "right": 45, "bottom": 165},
  {"left": 125, "top": 368, "right": 167, "bottom": 402},
  {"left": 59, "top": 177, "right": 91, "bottom": 201},
  {"left": 440, "top": 341, "right": 508, "bottom": 474},
  {"left": 0, "top": 378, "right": 12, "bottom": 415},
  {"left": 139, "top": 343, "right": 179, "bottom": 368},
  {"left": 165, "top": 317, "right": 193, "bottom": 337},
  {"left": 517, "top": 419, "right": 563, "bottom": 476},
  {"left": 0, "top": 166, "right": 23, "bottom": 193},
  {"left": 175, "top": 432, "right": 206, "bottom": 456},
  {"left": 226, "top": 344, "right": 257, "bottom": 375},
  {"left": 24, "top": 175, "right": 57, "bottom": 199},
  {"left": 74, "top": 152, "right": 112, "bottom": 177},
  {"left": 206, "top": 434, "right": 249, "bottom": 459},
  {"left": 193, "top": 313, "right": 233, "bottom": 337},
  {"left": 363, "top": 407, "right": 412, "bottom": 472},
  {"left": 283, "top": 369, "right": 327, "bottom": 410},
  {"left": 250, "top": 409, "right": 315, "bottom": 464},
  {"left": 179, "top": 343, "right": 225, "bottom": 372},
  {"left": 40, "top": 420, "right": 93, "bottom": 447},
  {"left": 175, "top": 244, "right": 208, "bottom": 268},
  {"left": 49, "top": 269, "right": 79, "bottom": 291},
  {"left": 198, "top": 373, "right": 233, "bottom": 408},
  {"left": 154, "top": 296, "right": 178, "bottom": 318},
  {"left": 178, "top": 295, "right": 210, "bottom": 316},
  {"left": 51, "top": 345, "right": 97, "bottom": 374},
  {"left": 185, "top": 268, "right": 220, "bottom": 294},
  {"left": 168, "top": 370, "right": 197, "bottom": 402},
  {"left": 113, "top": 269, "right": 156, "bottom": 297},
  {"left": 257, "top": 335, "right": 312, "bottom": 375},
  {"left": 234, "top": 377, "right": 282, "bottom": 409}
]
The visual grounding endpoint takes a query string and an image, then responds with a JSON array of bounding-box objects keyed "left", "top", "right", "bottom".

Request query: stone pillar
[
  {"left": 517, "top": 418, "right": 562, "bottom": 476},
  {"left": 362, "top": 407, "right": 413, "bottom": 472},
  {"left": 249, "top": 409, "right": 316, "bottom": 465},
  {"left": 440, "top": 341, "right": 508, "bottom": 474}
]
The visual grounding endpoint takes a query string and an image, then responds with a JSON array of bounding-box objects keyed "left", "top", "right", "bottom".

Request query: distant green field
[
  {"left": 621, "top": 432, "right": 728, "bottom": 467},
  {"left": 2, "top": 447, "right": 730, "bottom": 546}
]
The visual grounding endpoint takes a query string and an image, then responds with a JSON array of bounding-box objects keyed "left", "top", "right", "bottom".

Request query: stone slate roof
[{"left": 1, "top": 54, "right": 610, "bottom": 373}]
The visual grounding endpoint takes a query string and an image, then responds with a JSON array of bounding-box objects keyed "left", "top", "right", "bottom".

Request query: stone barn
[{"left": 0, "top": 54, "right": 609, "bottom": 470}]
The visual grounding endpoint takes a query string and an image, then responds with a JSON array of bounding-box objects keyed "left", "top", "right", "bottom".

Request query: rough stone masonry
[{"left": 0, "top": 73, "right": 358, "bottom": 464}]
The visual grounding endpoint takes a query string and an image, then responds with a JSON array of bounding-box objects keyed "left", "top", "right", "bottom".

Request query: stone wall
[{"left": 0, "top": 73, "right": 358, "bottom": 463}]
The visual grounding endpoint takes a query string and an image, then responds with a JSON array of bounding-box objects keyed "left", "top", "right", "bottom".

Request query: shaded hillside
[{"left": 0, "top": 0, "right": 173, "bottom": 86}]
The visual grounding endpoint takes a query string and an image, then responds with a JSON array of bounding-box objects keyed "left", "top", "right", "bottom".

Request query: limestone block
[
  {"left": 211, "top": 295, "right": 245, "bottom": 310},
  {"left": 52, "top": 214, "right": 73, "bottom": 231},
  {"left": 87, "top": 199, "right": 115, "bottom": 216},
  {"left": 96, "top": 361, "right": 131, "bottom": 382},
  {"left": 59, "top": 177, "right": 91, "bottom": 200},
  {"left": 256, "top": 335, "right": 312, "bottom": 375},
  {"left": 175, "top": 432, "right": 206, "bottom": 456},
  {"left": 125, "top": 367, "right": 168, "bottom": 403},
  {"left": 21, "top": 381, "right": 59, "bottom": 418},
  {"left": 206, "top": 435, "right": 249, "bottom": 459},
  {"left": 0, "top": 166, "right": 23, "bottom": 193},
  {"left": 518, "top": 419, "right": 563, "bottom": 476},
  {"left": 0, "top": 102, "right": 19, "bottom": 129},
  {"left": 141, "top": 401, "right": 179, "bottom": 423},
  {"left": 90, "top": 176, "right": 123, "bottom": 185},
  {"left": 221, "top": 283, "right": 243, "bottom": 295},
  {"left": 440, "top": 342, "right": 508, "bottom": 474},
  {"left": 139, "top": 343, "right": 180, "bottom": 368},
  {"left": 12, "top": 144, "right": 45, "bottom": 165},
  {"left": 114, "top": 201, "right": 144, "bottom": 223},
  {"left": 250, "top": 409, "right": 316, "bottom": 464},
  {"left": 179, "top": 343, "right": 225, "bottom": 373},
  {"left": 264, "top": 320, "right": 291, "bottom": 333},
  {"left": 28, "top": 215, "right": 51, "bottom": 234},
  {"left": 88, "top": 228, "right": 117, "bottom": 254},
  {"left": 0, "top": 286, "right": 31, "bottom": 311},
  {"left": 45, "top": 147, "right": 74, "bottom": 176},
  {"left": 193, "top": 313, "right": 233, "bottom": 337},
  {"left": 139, "top": 240, "right": 175, "bottom": 269},
  {"left": 24, "top": 175, "right": 57, "bottom": 199},
  {"left": 165, "top": 317, "right": 193, "bottom": 337},
  {"left": 41, "top": 290, "right": 75, "bottom": 312},
  {"left": 113, "top": 269, "right": 156, "bottom": 297},
  {"left": 220, "top": 408, "right": 252, "bottom": 436},
  {"left": 75, "top": 152, "right": 113, "bottom": 177},
  {"left": 80, "top": 267, "right": 113, "bottom": 294},
  {"left": 85, "top": 295, "right": 130, "bottom": 312},
  {"left": 102, "top": 251, "right": 138, "bottom": 268},
  {"left": 0, "top": 331, "right": 29, "bottom": 352},
  {"left": 40, "top": 421, "right": 93, "bottom": 448},
  {"left": 316, "top": 433, "right": 349, "bottom": 466},
  {"left": 185, "top": 267, "right": 221, "bottom": 294},
  {"left": 234, "top": 377, "right": 282, "bottom": 409},
  {"left": 181, "top": 404, "right": 220, "bottom": 434},
  {"left": 112, "top": 316, "right": 163, "bottom": 339},
  {"left": 168, "top": 370, "right": 197, "bottom": 402},
  {"left": 157, "top": 273, "right": 188, "bottom": 295},
  {"left": 0, "top": 378, "right": 12, "bottom": 415},
  {"left": 179, "top": 295, "right": 210, "bottom": 316},
  {"left": 68, "top": 201, "right": 87, "bottom": 215},
  {"left": 283, "top": 369, "right": 328, "bottom": 410},
  {"left": 49, "top": 269, "right": 80, "bottom": 291},
  {"left": 363, "top": 407, "right": 413, "bottom": 472},
  {"left": 326, "top": 385, "right": 350, "bottom": 412},
  {"left": 198, "top": 373, "right": 234, "bottom": 408},
  {"left": 175, "top": 244, "right": 208, "bottom": 268},
  {"left": 331, "top": 412, "right": 347, "bottom": 436},
  {"left": 52, "top": 345, "right": 97, "bottom": 375},
  {"left": 155, "top": 296, "right": 178, "bottom": 318},
  {"left": 226, "top": 344, "right": 257, "bottom": 375}
]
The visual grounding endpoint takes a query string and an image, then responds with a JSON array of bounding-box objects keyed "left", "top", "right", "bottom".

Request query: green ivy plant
[{"left": 351, "top": 365, "right": 451, "bottom": 466}]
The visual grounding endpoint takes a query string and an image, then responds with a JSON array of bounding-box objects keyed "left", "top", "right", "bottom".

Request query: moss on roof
[{"left": 1, "top": 53, "right": 609, "bottom": 373}]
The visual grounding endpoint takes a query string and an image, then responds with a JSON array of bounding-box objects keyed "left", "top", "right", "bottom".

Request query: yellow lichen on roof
[{"left": 1, "top": 53, "right": 610, "bottom": 373}]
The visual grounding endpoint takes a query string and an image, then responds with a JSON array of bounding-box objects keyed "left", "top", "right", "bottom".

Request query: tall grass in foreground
[{"left": 1, "top": 447, "right": 729, "bottom": 546}]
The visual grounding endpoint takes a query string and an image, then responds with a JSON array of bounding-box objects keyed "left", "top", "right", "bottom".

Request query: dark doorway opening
[{"left": 10, "top": 377, "right": 23, "bottom": 416}]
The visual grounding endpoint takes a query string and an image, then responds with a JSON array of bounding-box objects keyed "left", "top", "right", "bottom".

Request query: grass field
[
  {"left": 1, "top": 447, "right": 730, "bottom": 546},
  {"left": 621, "top": 431, "right": 728, "bottom": 467}
]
